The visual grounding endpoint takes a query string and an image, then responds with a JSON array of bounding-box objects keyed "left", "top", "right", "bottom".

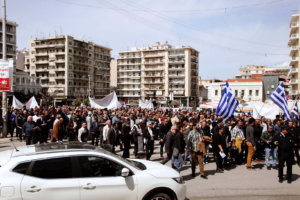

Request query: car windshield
[{"left": 95, "top": 148, "right": 146, "bottom": 170}]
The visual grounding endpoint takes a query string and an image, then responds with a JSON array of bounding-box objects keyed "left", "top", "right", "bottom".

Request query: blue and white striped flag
[
  {"left": 292, "top": 101, "right": 299, "bottom": 120},
  {"left": 269, "top": 82, "right": 291, "bottom": 121},
  {"left": 216, "top": 82, "right": 239, "bottom": 120}
]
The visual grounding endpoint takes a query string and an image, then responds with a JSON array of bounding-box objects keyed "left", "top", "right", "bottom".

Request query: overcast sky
[{"left": 5, "top": 0, "right": 300, "bottom": 79}]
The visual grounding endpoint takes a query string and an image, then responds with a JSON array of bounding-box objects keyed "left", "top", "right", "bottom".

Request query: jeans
[{"left": 265, "top": 147, "right": 277, "bottom": 167}]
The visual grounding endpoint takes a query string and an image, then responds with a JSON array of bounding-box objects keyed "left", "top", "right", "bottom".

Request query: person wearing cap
[{"left": 273, "top": 125, "right": 297, "bottom": 183}]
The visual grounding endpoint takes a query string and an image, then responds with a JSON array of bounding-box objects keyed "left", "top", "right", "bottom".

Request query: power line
[
  {"left": 117, "top": 0, "right": 289, "bottom": 52},
  {"left": 55, "top": 0, "right": 290, "bottom": 56}
]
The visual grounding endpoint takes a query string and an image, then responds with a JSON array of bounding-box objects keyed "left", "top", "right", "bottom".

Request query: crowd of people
[{"left": 1, "top": 105, "right": 300, "bottom": 183}]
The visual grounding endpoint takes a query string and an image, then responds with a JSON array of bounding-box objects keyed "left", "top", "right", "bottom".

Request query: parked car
[{"left": 0, "top": 143, "right": 186, "bottom": 200}]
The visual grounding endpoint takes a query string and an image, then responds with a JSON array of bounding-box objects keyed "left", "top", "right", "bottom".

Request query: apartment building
[
  {"left": 0, "top": 19, "right": 17, "bottom": 60},
  {"left": 289, "top": 14, "right": 300, "bottom": 98},
  {"left": 235, "top": 65, "right": 289, "bottom": 79},
  {"left": 26, "top": 35, "right": 111, "bottom": 102},
  {"left": 117, "top": 42, "right": 199, "bottom": 105}
]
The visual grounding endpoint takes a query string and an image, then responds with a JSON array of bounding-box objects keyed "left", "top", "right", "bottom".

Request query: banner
[
  {"left": 12, "top": 95, "right": 24, "bottom": 109},
  {"left": 139, "top": 100, "right": 154, "bottom": 109},
  {"left": 89, "top": 92, "right": 121, "bottom": 110},
  {"left": 0, "top": 59, "right": 13, "bottom": 92},
  {"left": 25, "top": 96, "right": 39, "bottom": 110},
  {"left": 253, "top": 105, "right": 279, "bottom": 120}
]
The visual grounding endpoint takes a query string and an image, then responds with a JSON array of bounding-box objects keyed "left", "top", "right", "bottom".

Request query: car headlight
[{"left": 172, "top": 177, "right": 184, "bottom": 184}]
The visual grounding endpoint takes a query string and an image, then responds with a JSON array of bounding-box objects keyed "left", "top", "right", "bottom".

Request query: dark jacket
[
  {"left": 23, "top": 121, "right": 35, "bottom": 137},
  {"left": 273, "top": 133, "right": 296, "bottom": 158},
  {"left": 246, "top": 125, "right": 255, "bottom": 146}
]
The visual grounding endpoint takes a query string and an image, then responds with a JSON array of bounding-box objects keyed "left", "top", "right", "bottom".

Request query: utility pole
[
  {"left": 2, "top": 0, "right": 8, "bottom": 138},
  {"left": 88, "top": 74, "right": 91, "bottom": 97}
]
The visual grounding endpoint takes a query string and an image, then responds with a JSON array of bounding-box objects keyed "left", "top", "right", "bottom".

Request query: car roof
[{"left": 11, "top": 142, "right": 103, "bottom": 158}]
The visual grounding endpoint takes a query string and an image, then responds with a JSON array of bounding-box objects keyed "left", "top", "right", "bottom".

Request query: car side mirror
[{"left": 121, "top": 168, "right": 130, "bottom": 177}]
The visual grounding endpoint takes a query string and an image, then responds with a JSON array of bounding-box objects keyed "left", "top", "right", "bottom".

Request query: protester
[
  {"left": 261, "top": 125, "right": 277, "bottom": 169},
  {"left": 273, "top": 125, "right": 297, "bottom": 183},
  {"left": 22, "top": 116, "right": 35, "bottom": 145},
  {"left": 246, "top": 118, "right": 256, "bottom": 169}
]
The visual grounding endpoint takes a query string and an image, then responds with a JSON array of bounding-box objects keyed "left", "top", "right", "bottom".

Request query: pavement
[{"left": 1, "top": 137, "right": 300, "bottom": 200}]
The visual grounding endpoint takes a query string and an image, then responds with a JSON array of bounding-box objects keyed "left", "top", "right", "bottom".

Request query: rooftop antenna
[{"left": 10, "top": 138, "right": 19, "bottom": 152}]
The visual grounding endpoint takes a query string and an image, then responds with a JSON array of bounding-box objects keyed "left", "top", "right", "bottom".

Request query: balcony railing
[
  {"left": 290, "top": 34, "right": 299, "bottom": 39},
  {"left": 290, "top": 22, "right": 299, "bottom": 28}
]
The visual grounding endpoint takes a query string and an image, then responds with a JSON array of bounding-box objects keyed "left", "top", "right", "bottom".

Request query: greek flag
[
  {"left": 269, "top": 82, "right": 291, "bottom": 121},
  {"left": 216, "top": 82, "right": 239, "bottom": 120},
  {"left": 292, "top": 101, "right": 299, "bottom": 120}
]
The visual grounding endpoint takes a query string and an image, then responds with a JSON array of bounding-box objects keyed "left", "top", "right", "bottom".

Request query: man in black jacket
[
  {"left": 159, "top": 119, "right": 171, "bottom": 157},
  {"left": 144, "top": 121, "right": 155, "bottom": 160},
  {"left": 273, "top": 125, "right": 297, "bottom": 183}
]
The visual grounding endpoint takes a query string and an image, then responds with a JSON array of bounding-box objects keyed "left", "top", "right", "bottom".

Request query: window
[
  {"left": 77, "top": 156, "right": 123, "bottom": 177},
  {"left": 249, "top": 90, "right": 252, "bottom": 96},
  {"left": 12, "top": 162, "right": 31, "bottom": 175},
  {"left": 30, "top": 157, "right": 72, "bottom": 179},
  {"left": 215, "top": 90, "right": 218, "bottom": 96},
  {"left": 256, "top": 90, "right": 259, "bottom": 96},
  {"left": 235, "top": 90, "right": 238, "bottom": 97},
  {"left": 241, "top": 90, "right": 245, "bottom": 97}
]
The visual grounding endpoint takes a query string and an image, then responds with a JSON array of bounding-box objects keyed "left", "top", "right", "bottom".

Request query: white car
[{"left": 0, "top": 143, "right": 186, "bottom": 200}]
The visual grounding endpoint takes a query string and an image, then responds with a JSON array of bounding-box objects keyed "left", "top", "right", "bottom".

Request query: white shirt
[
  {"left": 86, "top": 116, "right": 92, "bottom": 131},
  {"left": 148, "top": 127, "right": 154, "bottom": 140},
  {"left": 103, "top": 125, "right": 110, "bottom": 141},
  {"left": 78, "top": 127, "right": 87, "bottom": 142}
]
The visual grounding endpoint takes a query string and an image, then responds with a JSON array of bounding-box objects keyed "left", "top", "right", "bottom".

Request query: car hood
[
  {"left": 131, "top": 159, "right": 180, "bottom": 178},
  {"left": 0, "top": 150, "right": 13, "bottom": 167}
]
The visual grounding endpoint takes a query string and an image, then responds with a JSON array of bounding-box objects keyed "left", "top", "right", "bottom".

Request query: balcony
[
  {"left": 118, "top": 81, "right": 141, "bottom": 84},
  {"left": 143, "top": 53, "right": 165, "bottom": 58},
  {"left": 291, "top": 56, "right": 299, "bottom": 62},
  {"left": 118, "top": 68, "right": 140, "bottom": 72},
  {"left": 144, "top": 67, "right": 164, "bottom": 71},
  {"left": 290, "top": 90, "right": 298, "bottom": 95},
  {"left": 119, "top": 55, "right": 141, "bottom": 59},
  {"left": 55, "top": 59, "right": 65, "bottom": 63},
  {"left": 35, "top": 43, "right": 65, "bottom": 48},
  {"left": 145, "top": 74, "right": 164, "bottom": 77},
  {"left": 35, "top": 60, "right": 49, "bottom": 64},
  {"left": 143, "top": 81, "right": 164, "bottom": 84},
  {"left": 118, "top": 75, "right": 141, "bottom": 79},
  {"left": 118, "top": 88, "right": 140, "bottom": 91},
  {"left": 119, "top": 94, "right": 140, "bottom": 97},
  {"left": 290, "top": 79, "right": 298, "bottom": 84},
  {"left": 144, "top": 60, "right": 164, "bottom": 65},
  {"left": 35, "top": 68, "right": 49, "bottom": 72},
  {"left": 35, "top": 52, "right": 49, "bottom": 56},
  {"left": 169, "top": 73, "right": 185, "bottom": 77},
  {"left": 290, "top": 67, "right": 298, "bottom": 74},
  {"left": 290, "top": 34, "right": 299, "bottom": 39},
  {"left": 168, "top": 59, "right": 185, "bottom": 64},
  {"left": 118, "top": 62, "right": 141, "bottom": 66},
  {"left": 290, "top": 22, "right": 299, "bottom": 28},
  {"left": 169, "top": 67, "right": 184, "bottom": 71}
]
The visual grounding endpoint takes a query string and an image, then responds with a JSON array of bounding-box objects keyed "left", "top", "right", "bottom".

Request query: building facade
[
  {"left": 289, "top": 14, "right": 300, "bottom": 98},
  {"left": 117, "top": 42, "right": 199, "bottom": 105},
  {"left": 0, "top": 19, "right": 17, "bottom": 60},
  {"left": 206, "top": 79, "right": 263, "bottom": 103},
  {"left": 26, "top": 35, "right": 111, "bottom": 102},
  {"left": 1, "top": 19, "right": 42, "bottom": 96},
  {"left": 235, "top": 65, "right": 289, "bottom": 79}
]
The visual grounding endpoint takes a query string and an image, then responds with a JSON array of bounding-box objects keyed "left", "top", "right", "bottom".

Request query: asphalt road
[{"left": 1, "top": 138, "right": 300, "bottom": 200}]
